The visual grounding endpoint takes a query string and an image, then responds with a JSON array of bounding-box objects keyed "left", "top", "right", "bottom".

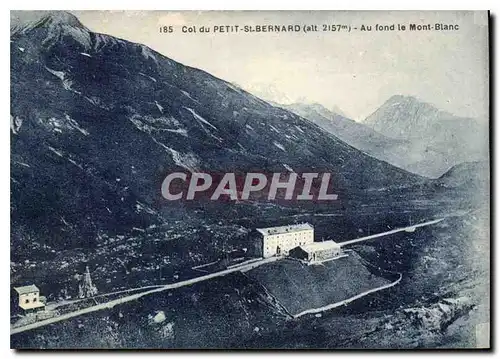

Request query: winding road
[
  {"left": 11, "top": 256, "right": 278, "bottom": 335},
  {"left": 11, "top": 217, "right": 445, "bottom": 335}
]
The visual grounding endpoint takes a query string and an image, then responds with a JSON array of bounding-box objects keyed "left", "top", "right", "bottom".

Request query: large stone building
[
  {"left": 256, "top": 223, "right": 314, "bottom": 258},
  {"left": 288, "top": 240, "right": 342, "bottom": 263}
]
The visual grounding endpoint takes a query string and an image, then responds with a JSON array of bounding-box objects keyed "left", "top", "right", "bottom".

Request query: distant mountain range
[
  {"left": 365, "top": 95, "right": 488, "bottom": 177},
  {"left": 281, "top": 96, "right": 488, "bottom": 178},
  {"left": 279, "top": 103, "right": 408, "bottom": 168},
  {"left": 10, "top": 11, "right": 424, "bottom": 249}
]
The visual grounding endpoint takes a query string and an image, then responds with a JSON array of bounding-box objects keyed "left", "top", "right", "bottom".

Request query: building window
[
  {"left": 25, "top": 299, "right": 29, "bottom": 304},
  {"left": 33, "top": 297, "right": 37, "bottom": 302}
]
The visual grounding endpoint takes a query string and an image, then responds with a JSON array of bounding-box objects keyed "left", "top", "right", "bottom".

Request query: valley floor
[{"left": 10, "top": 194, "right": 490, "bottom": 349}]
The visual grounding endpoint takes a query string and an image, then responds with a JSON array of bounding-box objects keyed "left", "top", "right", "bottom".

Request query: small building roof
[
  {"left": 256, "top": 223, "right": 313, "bottom": 236},
  {"left": 299, "top": 240, "right": 340, "bottom": 253},
  {"left": 14, "top": 284, "right": 40, "bottom": 295}
]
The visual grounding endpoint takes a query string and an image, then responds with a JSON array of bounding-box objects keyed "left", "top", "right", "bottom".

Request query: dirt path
[{"left": 11, "top": 256, "right": 278, "bottom": 335}]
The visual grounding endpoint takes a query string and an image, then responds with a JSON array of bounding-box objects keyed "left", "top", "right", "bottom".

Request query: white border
[{"left": 2, "top": 1, "right": 497, "bottom": 357}]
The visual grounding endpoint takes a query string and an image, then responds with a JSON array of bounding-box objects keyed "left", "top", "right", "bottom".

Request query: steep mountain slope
[
  {"left": 282, "top": 101, "right": 489, "bottom": 179},
  {"left": 10, "top": 11, "right": 423, "bottom": 250},
  {"left": 364, "top": 95, "right": 484, "bottom": 142},
  {"left": 280, "top": 102, "right": 408, "bottom": 160},
  {"left": 364, "top": 95, "right": 488, "bottom": 177}
]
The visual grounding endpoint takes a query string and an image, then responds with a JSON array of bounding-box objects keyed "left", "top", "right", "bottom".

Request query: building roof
[
  {"left": 256, "top": 223, "right": 313, "bottom": 236},
  {"left": 299, "top": 240, "right": 340, "bottom": 253},
  {"left": 14, "top": 284, "right": 40, "bottom": 295}
]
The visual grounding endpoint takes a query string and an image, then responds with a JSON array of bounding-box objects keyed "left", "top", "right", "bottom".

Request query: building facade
[
  {"left": 288, "top": 240, "right": 342, "bottom": 263},
  {"left": 256, "top": 223, "right": 314, "bottom": 258},
  {"left": 14, "top": 284, "right": 45, "bottom": 313}
]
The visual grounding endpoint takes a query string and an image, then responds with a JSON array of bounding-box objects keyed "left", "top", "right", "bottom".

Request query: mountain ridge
[
  {"left": 11, "top": 11, "right": 425, "bottom": 253},
  {"left": 364, "top": 95, "right": 485, "bottom": 141},
  {"left": 282, "top": 95, "right": 488, "bottom": 178},
  {"left": 436, "top": 160, "right": 489, "bottom": 189},
  {"left": 11, "top": 11, "right": 88, "bottom": 35}
]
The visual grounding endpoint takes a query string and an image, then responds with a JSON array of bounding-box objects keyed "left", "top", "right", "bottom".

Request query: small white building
[
  {"left": 256, "top": 223, "right": 314, "bottom": 258},
  {"left": 288, "top": 240, "right": 343, "bottom": 263},
  {"left": 14, "top": 284, "right": 45, "bottom": 313}
]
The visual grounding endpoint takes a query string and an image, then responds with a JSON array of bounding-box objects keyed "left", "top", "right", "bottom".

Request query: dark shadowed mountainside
[
  {"left": 10, "top": 11, "right": 489, "bottom": 351},
  {"left": 10, "top": 11, "right": 425, "bottom": 250}
]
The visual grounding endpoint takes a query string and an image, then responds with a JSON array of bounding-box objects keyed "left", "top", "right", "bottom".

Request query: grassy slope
[{"left": 247, "top": 252, "right": 397, "bottom": 316}]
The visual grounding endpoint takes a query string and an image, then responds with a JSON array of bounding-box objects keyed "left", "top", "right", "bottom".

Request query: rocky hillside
[
  {"left": 364, "top": 95, "right": 488, "bottom": 177},
  {"left": 282, "top": 100, "right": 489, "bottom": 179},
  {"left": 11, "top": 209, "right": 489, "bottom": 349},
  {"left": 10, "top": 11, "right": 424, "bottom": 250}
]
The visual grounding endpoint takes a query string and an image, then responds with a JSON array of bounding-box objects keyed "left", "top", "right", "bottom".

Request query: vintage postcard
[{"left": 10, "top": 10, "right": 490, "bottom": 349}]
